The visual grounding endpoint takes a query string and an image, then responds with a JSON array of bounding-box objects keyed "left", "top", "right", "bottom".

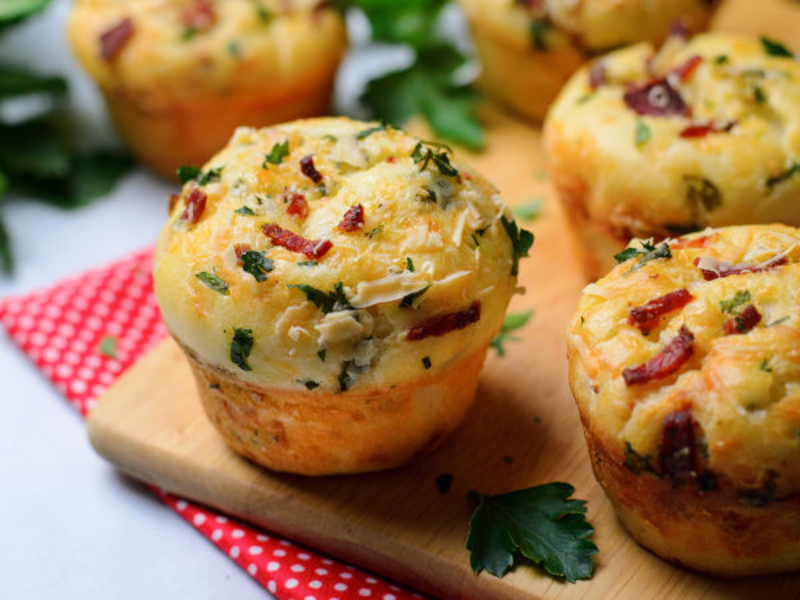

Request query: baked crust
[
  {"left": 567, "top": 225, "right": 800, "bottom": 575},
  {"left": 545, "top": 33, "right": 800, "bottom": 279},
  {"left": 458, "top": 0, "right": 719, "bottom": 122},
  {"left": 153, "top": 116, "right": 520, "bottom": 474},
  {"left": 184, "top": 338, "right": 487, "bottom": 475},
  {"left": 68, "top": 0, "right": 347, "bottom": 178}
]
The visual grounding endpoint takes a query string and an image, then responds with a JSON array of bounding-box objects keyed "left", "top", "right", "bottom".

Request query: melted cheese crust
[
  {"left": 154, "top": 117, "right": 518, "bottom": 392},
  {"left": 458, "top": 0, "right": 718, "bottom": 51},
  {"left": 68, "top": 0, "right": 347, "bottom": 105},
  {"left": 568, "top": 225, "right": 800, "bottom": 495},
  {"left": 546, "top": 33, "right": 800, "bottom": 239}
]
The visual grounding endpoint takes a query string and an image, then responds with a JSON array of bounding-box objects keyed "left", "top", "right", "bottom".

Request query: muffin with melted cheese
[
  {"left": 153, "top": 117, "right": 528, "bottom": 475},
  {"left": 457, "top": 0, "right": 720, "bottom": 122},
  {"left": 68, "top": 0, "right": 347, "bottom": 179},
  {"left": 567, "top": 225, "right": 800, "bottom": 576},
  {"left": 545, "top": 32, "right": 800, "bottom": 280}
]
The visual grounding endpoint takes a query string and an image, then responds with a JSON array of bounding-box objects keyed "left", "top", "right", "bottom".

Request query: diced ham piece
[
  {"left": 406, "top": 302, "right": 481, "bottom": 341},
  {"left": 337, "top": 204, "right": 364, "bottom": 232},
  {"left": 694, "top": 254, "right": 788, "bottom": 280},
  {"left": 679, "top": 120, "right": 735, "bottom": 138},
  {"left": 262, "top": 223, "right": 332, "bottom": 260},
  {"left": 180, "top": 188, "right": 207, "bottom": 224},
  {"left": 659, "top": 410, "right": 696, "bottom": 487},
  {"left": 723, "top": 304, "right": 762, "bottom": 335},
  {"left": 100, "top": 18, "right": 134, "bottom": 61},
  {"left": 285, "top": 191, "right": 308, "bottom": 219},
  {"left": 628, "top": 289, "right": 693, "bottom": 334},
  {"left": 623, "top": 325, "right": 695, "bottom": 385},
  {"left": 300, "top": 155, "right": 323, "bottom": 184}
]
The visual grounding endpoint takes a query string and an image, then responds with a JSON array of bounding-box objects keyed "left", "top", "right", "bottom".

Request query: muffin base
[
  {"left": 104, "top": 76, "right": 335, "bottom": 180},
  {"left": 180, "top": 342, "right": 488, "bottom": 476},
  {"left": 469, "top": 27, "right": 585, "bottom": 123}
]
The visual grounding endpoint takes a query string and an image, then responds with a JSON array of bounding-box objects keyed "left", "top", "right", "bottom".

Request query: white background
[{"left": 0, "top": 1, "right": 424, "bottom": 598}]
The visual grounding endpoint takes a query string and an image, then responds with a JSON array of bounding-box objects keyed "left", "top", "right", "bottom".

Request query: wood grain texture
[{"left": 87, "top": 1, "right": 800, "bottom": 597}]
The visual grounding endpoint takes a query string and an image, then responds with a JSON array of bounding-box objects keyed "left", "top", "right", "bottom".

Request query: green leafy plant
[
  {"left": 0, "top": 2, "right": 131, "bottom": 273},
  {"left": 467, "top": 482, "right": 597, "bottom": 582},
  {"left": 351, "top": 0, "right": 485, "bottom": 150}
]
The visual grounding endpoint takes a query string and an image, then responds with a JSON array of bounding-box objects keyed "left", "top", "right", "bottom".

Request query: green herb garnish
[
  {"left": 766, "top": 316, "right": 790, "bottom": 327},
  {"left": 760, "top": 36, "right": 794, "bottom": 58},
  {"left": 634, "top": 120, "right": 651, "bottom": 148},
  {"left": 422, "top": 356, "right": 432, "bottom": 370},
  {"left": 317, "top": 349, "right": 326, "bottom": 362},
  {"left": 622, "top": 441, "right": 660, "bottom": 478},
  {"left": 297, "top": 260, "right": 318, "bottom": 267},
  {"left": 411, "top": 141, "right": 459, "bottom": 177},
  {"left": 406, "top": 256, "right": 414, "bottom": 272},
  {"left": 720, "top": 290, "right": 750, "bottom": 314},
  {"left": 235, "top": 206, "right": 255, "bottom": 215},
  {"left": 513, "top": 200, "right": 542, "bottom": 222},
  {"left": 760, "top": 359, "right": 772, "bottom": 373},
  {"left": 262, "top": 139, "right": 289, "bottom": 168},
  {"left": 195, "top": 270, "right": 230, "bottom": 295},
  {"left": 240, "top": 250, "right": 274, "bottom": 282},
  {"left": 529, "top": 18, "right": 550, "bottom": 51},
  {"left": 356, "top": 122, "right": 388, "bottom": 140},
  {"left": 500, "top": 215, "right": 535, "bottom": 276},
  {"left": 288, "top": 281, "right": 352, "bottom": 314},
  {"left": 177, "top": 165, "right": 221, "bottom": 186},
  {"left": 490, "top": 311, "right": 533, "bottom": 357},
  {"left": 400, "top": 285, "right": 430, "bottom": 309},
  {"left": 98, "top": 335, "right": 117, "bottom": 358},
  {"left": 466, "top": 483, "right": 597, "bottom": 582},
  {"left": 301, "top": 380, "right": 319, "bottom": 390},
  {"left": 614, "top": 239, "right": 672, "bottom": 274},
  {"left": 766, "top": 162, "right": 800, "bottom": 189},
  {"left": 230, "top": 328, "right": 254, "bottom": 371},
  {"left": 753, "top": 84, "right": 767, "bottom": 104},
  {"left": 713, "top": 54, "right": 729, "bottom": 65},
  {"left": 684, "top": 175, "right": 722, "bottom": 212}
]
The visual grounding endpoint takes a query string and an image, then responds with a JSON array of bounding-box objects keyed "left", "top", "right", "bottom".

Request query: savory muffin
[
  {"left": 458, "top": 0, "right": 720, "bottom": 122},
  {"left": 153, "top": 117, "right": 529, "bottom": 475},
  {"left": 68, "top": 0, "right": 347, "bottom": 179},
  {"left": 545, "top": 32, "right": 800, "bottom": 280},
  {"left": 567, "top": 225, "right": 800, "bottom": 576}
]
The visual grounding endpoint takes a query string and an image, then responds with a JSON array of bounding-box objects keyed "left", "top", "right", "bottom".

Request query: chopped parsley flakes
[
  {"left": 634, "top": 120, "right": 651, "bottom": 147},
  {"left": 288, "top": 281, "right": 352, "bottom": 314},
  {"left": 614, "top": 239, "right": 672, "bottom": 274},
  {"left": 262, "top": 139, "right": 289, "bottom": 168},
  {"left": 500, "top": 215, "right": 534, "bottom": 276},
  {"left": 720, "top": 290, "right": 751, "bottom": 314},
  {"left": 230, "top": 328, "right": 254, "bottom": 371},
  {"left": 240, "top": 250, "right": 274, "bottom": 282},
  {"left": 177, "top": 165, "right": 222, "bottom": 186},
  {"left": 411, "top": 141, "right": 459, "bottom": 177},
  {"left": 195, "top": 270, "right": 230, "bottom": 295},
  {"left": 760, "top": 36, "right": 794, "bottom": 58}
]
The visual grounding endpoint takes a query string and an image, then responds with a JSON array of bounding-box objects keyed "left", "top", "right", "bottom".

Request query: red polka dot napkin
[{"left": 0, "top": 247, "right": 424, "bottom": 600}]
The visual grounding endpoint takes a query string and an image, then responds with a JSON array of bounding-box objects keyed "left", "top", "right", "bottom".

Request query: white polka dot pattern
[{"left": 0, "top": 247, "right": 425, "bottom": 600}]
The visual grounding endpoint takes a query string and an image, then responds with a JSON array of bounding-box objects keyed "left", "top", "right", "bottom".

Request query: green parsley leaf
[
  {"left": 263, "top": 139, "right": 289, "bottom": 168},
  {"left": 317, "top": 349, "right": 326, "bottom": 362},
  {"left": 0, "top": 0, "right": 51, "bottom": 31},
  {"left": 301, "top": 380, "right": 320, "bottom": 390},
  {"left": 399, "top": 285, "right": 429, "bottom": 309},
  {"left": 195, "top": 271, "right": 230, "bottom": 295},
  {"left": 230, "top": 328, "right": 254, "bottom": 371},
  {"left": 356, "top": 0, "right": 447, "bottom": 48},
  {"left": 490, "top": 310, "right": 533, "bottom": 357},
  {"left": 254, "top": 0, "right": 272, "bottom": 23},
  {"left": 760, "top": 36, "right": 794, "bottom": 58},
  {"left": 766, "top": 316, "right": 790, "bottom": 327},
  {"left": 235, "top": 206, "right": 254, "bottom": 215},
  {"left": 297, "top": 260, "right": 318, "bottom": 267},
  {"left": 177, "top": 165, "right": 201, "bottom": 185},
  {"left": 198, "top": 166, "right": 222, "bottom": 185},
  {"left": 466, "top": 482, "right": 597, "bottom": 582},
  {"left": 240, "top": 250, "right": 274, "bottom": 282},
  {"left": 614, "top": 239, "right": 672, "bottom": 273},
  {"left": 720, "top": 290, "right": 751, "bottom": 314},
  {"left": 634, "top": 120, "right": 651, "bottom": 148},
  {"left": 713, "top": 54, "right": 729, "bottom": 65},
  {"left": 422, "top": 356, "right": 432, "bottom": 370},
  {"left": 405, "top": 256, "right": 414, "bottom": 272},
  {"left": 500, "top": 215, "right": 535, "bottom": 276},
  {"left": 529, "top": 18, "right": 549, "bottom": 51},
  {"left": 684, "top": 175, "right": 722, "bottom": 212},
  {"left": 753, "top": 84, "right": 767, "bottom": 104},
  {"left": 288, "top": 282, "right": 352, "bottom": 314},
  {"left": 0, "top": 64, "right": 66, "bottom": 100},
  {"left": 766, "top": 162, "right": 800, "bottom": 189},
  {"left": 411, "top": 141, "right": 459, "bottom": 177},
  {"left": 513, "top": 200, "right": 542, "bottom": 222},
  {"left": 97, "top": 335, "right": 117, "bottom": 358},
  {"left": 356, "top": 122, "right": 388, "bottom": 140}
]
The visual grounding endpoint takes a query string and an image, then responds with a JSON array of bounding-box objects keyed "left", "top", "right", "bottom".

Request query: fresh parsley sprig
[
  {"left": 614, "top": 239, "right": 672, "bottom": 274},
  {"left": 349, "top": 0, "right": 485, "bottom": 150},
  {"left": 467, "top": 482, "right": 597, "bottom": 582}
]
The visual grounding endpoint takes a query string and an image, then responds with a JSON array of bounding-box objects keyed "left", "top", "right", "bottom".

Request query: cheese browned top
[
  {"left": 458, "top": 0, "right": 718, "bottom": 52},
  {"left": 154, "top": 117, "right": 521, "bottom": 393},
  {"left": 546, "top": 33, "right": 800, "bottom": 238},
  {"left": 68, "top": 0, "right": 346, "bottom": 103},
  {"left": 568, "top": 225, "right": 800, "bottom": 497}
]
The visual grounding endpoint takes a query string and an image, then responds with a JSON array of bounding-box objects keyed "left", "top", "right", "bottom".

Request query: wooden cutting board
[{"left": 86, "top": 1, "right": 800, "bottom": 597}]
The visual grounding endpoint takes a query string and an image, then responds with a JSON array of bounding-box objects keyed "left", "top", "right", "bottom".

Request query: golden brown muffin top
[
  {"left": 569, "top": 225, "right": 800, "bottom": 499},
  {"left": 154, "top": 117, "right": 522, "bottom": 393},
  {"left": 458, "top": 0, "right": 718, "bottom": 52},
  {"left": 68, "top": 0, "right": 346, "bottom": 102},
  {"left": 546, "top": 33, "right": 800, "bottom": 236}
]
